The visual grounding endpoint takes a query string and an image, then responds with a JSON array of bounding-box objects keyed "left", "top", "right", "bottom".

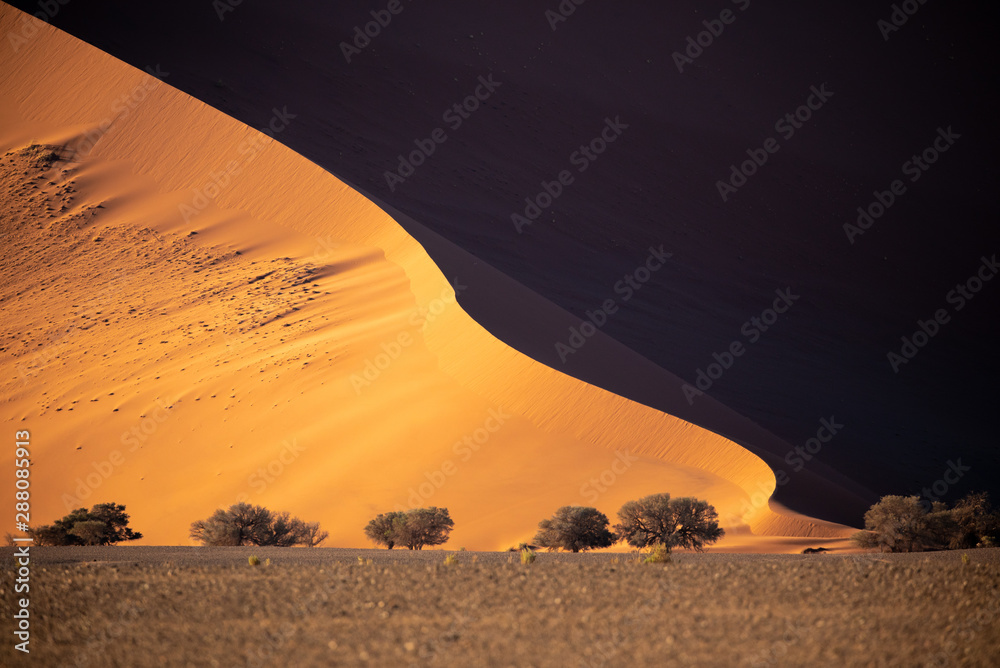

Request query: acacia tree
[
  {"left": 853, "top": 493, "right": 999, "bottom": 552},
  {"left": 300, "top": 521, "right": 330, "bottom": 548},
  {"left": 533, "top": 506, "right": 615, "bottom": 553},
  {"left": 852, "top": 495, "right": 931, "bottom": 553},
  {"left": 949, "top": 492, "right": 1000, "bottom": 549},
  {"left": 68, "top": 521, "right": 107, "bottom": 546},
  {"left": 397, "top": 507, "right": 454, "bottom": 550},
  {"left": 89, "top": 503, "right": 144, "bottom": 544},
  {"left": 364, "top": 512, "right": 407, "bottom": 549},
  {"left": 363, "top": 508, "right": 454, "bottom": 550},
  {"left": 29, "top": 503, "right": 143, "bottom": 546},
  {"left": 189, "top": 503, "right": 325, "bottom": 547},
  {"left": 614, "top": 493, "right": 724, "bottom": 552}
]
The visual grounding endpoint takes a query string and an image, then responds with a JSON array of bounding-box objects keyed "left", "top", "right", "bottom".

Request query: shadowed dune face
[
  {"left": 0, "top": 7, "right": 856, "bottom": 550},
  {"left": 15, "top": 0, "right": 998, "bottom": 525}
]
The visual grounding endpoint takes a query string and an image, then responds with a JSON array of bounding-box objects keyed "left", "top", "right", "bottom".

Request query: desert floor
[{"left": 2, "top": 546, "right": 998, "bottom": 667}]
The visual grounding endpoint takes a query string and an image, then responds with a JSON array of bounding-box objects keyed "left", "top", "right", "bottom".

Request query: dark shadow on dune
[{"left": 13, "top": 0, "right": 998, "bottom": 526}]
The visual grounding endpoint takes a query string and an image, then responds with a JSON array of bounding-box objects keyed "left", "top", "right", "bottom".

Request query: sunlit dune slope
[{"left": 0, "top": 7, "right": 852, "bottom": 550}]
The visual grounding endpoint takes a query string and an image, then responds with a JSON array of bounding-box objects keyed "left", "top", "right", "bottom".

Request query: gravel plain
[{"left": 2, "top": 546, "right": 999, "bottom": 667}]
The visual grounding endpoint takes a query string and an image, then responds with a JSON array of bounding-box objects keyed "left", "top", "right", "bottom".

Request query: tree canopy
[
  {"left": 30, "top": 503, "right": 143, "bottom": 546},
  {"left": 853, "top": 493, "right": 999, "bottom": 552},
  {"left": 533, "top": 506, "right": 615, "bottom": 553},
  {"left": 189, "top": 503, "right": 327, "bottom": 547},
  {"left": 364, "top": 508, "right": 453, "bottom": 550},
  {"left": 615, "top": 493, "right": 724, "bottom": 552}
]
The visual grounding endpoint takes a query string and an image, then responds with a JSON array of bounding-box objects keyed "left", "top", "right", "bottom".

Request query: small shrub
[
  {"left": 248, "top": 555, "right": 260, "bottom": 566},
  {"left": 643, "top": 544, "right": 671, "bottom": 564},
  {"left": 961, "top": 553, "right": 971, "bottom": 565},
  {"left": 520, "top": 548, "right": 536, "bottom": 565},
  {"left": 444, "top": 554, "right": 459, "bottom": 566}
]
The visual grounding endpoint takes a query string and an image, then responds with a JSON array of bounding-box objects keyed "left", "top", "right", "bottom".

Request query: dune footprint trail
[{"left": 0, "top": 6, "right": 852, "bottom": 551}]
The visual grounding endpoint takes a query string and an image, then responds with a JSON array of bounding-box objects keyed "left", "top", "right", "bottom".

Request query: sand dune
[{"left": 0, "top": 6, "right": 853, "bottom": 550}]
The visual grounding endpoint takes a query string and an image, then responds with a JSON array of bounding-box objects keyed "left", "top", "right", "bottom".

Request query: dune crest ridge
[{"left": 0, "top": 6, "right": 852, "bottom": 551}]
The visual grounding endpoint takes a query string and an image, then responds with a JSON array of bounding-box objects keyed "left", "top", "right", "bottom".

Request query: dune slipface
[{"left": 0, "top": 7, "right": 851, "bottom": 551}]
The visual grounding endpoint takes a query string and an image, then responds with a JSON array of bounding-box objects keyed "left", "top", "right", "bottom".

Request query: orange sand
[{"left": 0, "top": 6, "right": 854, "bottom": 551}]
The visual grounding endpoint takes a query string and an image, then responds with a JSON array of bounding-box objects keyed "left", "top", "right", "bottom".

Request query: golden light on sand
[{"left": 0, "top": 6, "right": 853, "bottom": 552}]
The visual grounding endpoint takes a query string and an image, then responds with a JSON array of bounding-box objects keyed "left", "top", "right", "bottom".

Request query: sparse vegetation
[
  {"left": 248, "top": 555, "right": 261, "bottom": 566},
  {"left": 23, "top": 141, "right": 61, "bottom": 166},
  {"left": 614, "top": 493, "right": 724, "bottom": 552},
  {"left": 533, "top": 506, "right": 615, "bottom": 553},
  {"left": 29, "top": 503, "right": 142, "bottom": 546},
  {"left": 16, "top": 547, "right": 1000, "bottom": 666},
  {"left": 443, "top": 553, "right": 459, "bottom": 566},
  {"left": 364, "top": 507, "right": 454, "bottom": 550},
  {"left": 643, "top": 544, "right": 671, "bottom": 564},
  {"left": 520, "top": 548, "right": 536, "bottom": 565},
  {"left": 852, "top": 492, "right": 1000, "bottom": 552},
  {"left": 950, "top": 492, "right": 1000, "bottom": 549},
  {"left": 189, "top": 503, "right": 327, "bottom": 547}
]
